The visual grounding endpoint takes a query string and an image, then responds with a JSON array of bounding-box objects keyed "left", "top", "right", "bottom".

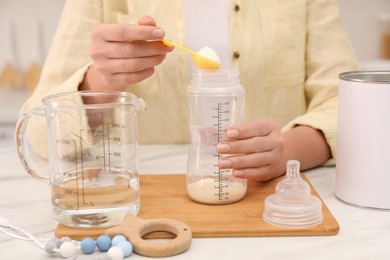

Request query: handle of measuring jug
[{"left": 15, "top": 108, "right": 50, "bottom": 183}]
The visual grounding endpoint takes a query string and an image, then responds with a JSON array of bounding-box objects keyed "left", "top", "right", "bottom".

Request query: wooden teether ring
[{"left": 106, "top": 215, "right": 192, "bottom": 257}]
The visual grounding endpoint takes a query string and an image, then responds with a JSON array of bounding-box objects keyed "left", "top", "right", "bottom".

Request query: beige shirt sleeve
[
  {"left": 19, "top": 0, "right": 105, "bottom": 158},
  {"left": 228, "top": 0, "right": 358, "bottom": 166},
  {"left": 281, "top": 0, "right": 359, "bottom": 165},
  {"left": 21, "top": 0, "right": 105, "bottom": 112}
]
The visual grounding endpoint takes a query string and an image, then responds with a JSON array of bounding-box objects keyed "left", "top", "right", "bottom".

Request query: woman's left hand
[{"left": 217, "top": 119, "right": 286, "bottom": 181}]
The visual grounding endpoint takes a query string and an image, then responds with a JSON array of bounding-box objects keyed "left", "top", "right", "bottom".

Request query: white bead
[
  {"left": 107, "top": 246, "right": 124, "bottom": 260},
  {"left": 59, "top": 241, "right": 76, "bottom": 258}
]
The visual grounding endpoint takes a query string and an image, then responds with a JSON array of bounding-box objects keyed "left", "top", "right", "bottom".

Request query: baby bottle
[{"left": 186, "top": 66, "right": 247, "bottom": 204}]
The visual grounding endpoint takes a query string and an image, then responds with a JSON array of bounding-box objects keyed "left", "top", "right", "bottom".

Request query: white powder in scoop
[
  {"left": 187, "top": 178, "right": 247, "bottom": 204},
  {"left": 197, "top": 47, "right": 221, "bottom": 64}
]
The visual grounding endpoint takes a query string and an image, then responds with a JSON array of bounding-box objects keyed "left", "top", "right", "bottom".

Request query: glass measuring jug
[
  {"left": 15, "top": 91, "right": 146, "bottom": 228},
  {"left": 186, "top": 67, "right": 247, "bottom": 204}
]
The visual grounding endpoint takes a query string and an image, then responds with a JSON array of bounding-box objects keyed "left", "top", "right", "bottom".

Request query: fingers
[
  {"left": 218, "top": 120, "right": 283, "bottom": 155},
  {"left": 92, "top": 23, "right": 165, "bottom": 42},
  {"left": 96, "top": 54, "right": 166, "bottom": 74},
  {"left": 226, "top": 120, "right": 277, "bottom": 140},
  {"left": 219, "top": 152, "right": 282, "bottom": 181},
  {"left": 217, "top": 119, "right": 285, "bottom": 181},
  {"left": 137, "top": 15, "right": 157, "bottom": 26},
  {"left": 217, "top": 136, "right": 275, "bottom": 154},
  {"left": 219, "top": 152, "right": 274, "bottom": 170},
  {"left": 91, "top": 40, "right": 171, "bottom": 59},
  {"left": 233, "top": 168, "right": 279, "bottom": 182},
  {"left": 94, "top": 54, "right": 165, "bottom": 88},
  {"left": 88, "top": 16, "right": 173, "bottom": 90}
]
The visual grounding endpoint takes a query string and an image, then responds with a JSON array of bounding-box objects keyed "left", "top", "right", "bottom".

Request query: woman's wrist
[
  {"left": 79, "top": 65, "right": 108, "bottom": 92},
  {"left": 281, "top": 125, "right": 331, "bottom": 172},
  {"left": 79, "top": 65, "right": 115, "bottom": 104}
]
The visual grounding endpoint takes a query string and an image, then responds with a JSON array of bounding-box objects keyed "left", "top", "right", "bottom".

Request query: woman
[{"left": 20, "top": 0, "right": 358, "bottom": 181}]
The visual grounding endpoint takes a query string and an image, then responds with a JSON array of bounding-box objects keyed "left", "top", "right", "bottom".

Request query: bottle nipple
[{"left": 263, "top": 160, "right": 323, "bottom": 228}]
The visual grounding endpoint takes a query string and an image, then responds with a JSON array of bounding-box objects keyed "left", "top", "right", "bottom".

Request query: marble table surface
[{"left": 1, "top": 145, "right": 390, "bottom": 260}]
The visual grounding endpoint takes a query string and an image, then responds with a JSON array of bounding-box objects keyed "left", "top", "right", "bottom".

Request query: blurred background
[{"left": 0, "top": 0, "right": 389, "bottom": 148}]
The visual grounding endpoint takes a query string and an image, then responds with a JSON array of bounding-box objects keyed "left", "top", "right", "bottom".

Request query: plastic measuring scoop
[
  {"left": 161, "top": 39, "right": 221, "bottom": 71},
  {"left": 263, "top": 160, "right": 323, "bottom": 228}
]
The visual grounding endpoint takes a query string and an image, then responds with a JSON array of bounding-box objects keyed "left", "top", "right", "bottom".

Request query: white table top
[{"left": 1, "top": 145, "right": 390, "bottom": 260}]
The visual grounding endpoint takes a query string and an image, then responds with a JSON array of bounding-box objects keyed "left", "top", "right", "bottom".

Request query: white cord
[
  {"left": 0, "top": 216, "right": 111, "bottom": 259},
  {"left": 1, "top": 228, "right": 34, "bottom": 241},
  {"left": 0, "top": 216, "right": 45, "bottom": 249}
]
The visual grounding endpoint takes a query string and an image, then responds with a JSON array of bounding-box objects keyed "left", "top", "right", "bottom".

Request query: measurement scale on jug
[
  {"left": 52, "top": 111, "right": 139, "bottom": 227},
  {"left": 212, "top": 101, "right": 231, "bottom": 201},
  {"left": 55, "top": 112, "right": 126, "bottom": 208},
  {"left": 92, "top": 113, "right": 126, "bottom": 172}
]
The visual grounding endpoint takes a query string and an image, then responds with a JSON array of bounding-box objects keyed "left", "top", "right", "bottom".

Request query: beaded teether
[
  {"left": 45, "top": 234, "right": 133, "bottom": 259},
  {"left": 0, "top": 215, "right": 191, "bottom": 259}
]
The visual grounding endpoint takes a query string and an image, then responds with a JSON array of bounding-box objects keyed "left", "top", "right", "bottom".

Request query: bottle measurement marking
[
  {"left": 212, "top": 101, "right": 230, "bottom": 201},
  {"left": 217, "top": 102, "right": 223, "bottom": 200}
]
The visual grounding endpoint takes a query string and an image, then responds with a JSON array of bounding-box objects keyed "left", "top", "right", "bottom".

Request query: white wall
[
  {"left": 339, "top": 0, "right": 390, "bottom": 62},
  {"left": 0, "top": 1, "right": 65, "bottom": 147},
  {"left": 0, "top": 0, "right": 65, "bottom": 71}
]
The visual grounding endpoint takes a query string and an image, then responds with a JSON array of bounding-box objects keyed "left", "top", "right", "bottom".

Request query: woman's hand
[
  {"left": 80, "top": 16, "right": 173, "bottom": 92},
  {"left": 217, "top": 119, "right": 286, "bottom": 181},
  {"left": 217, "top": 121, "right": 332, "bottom": 181}
]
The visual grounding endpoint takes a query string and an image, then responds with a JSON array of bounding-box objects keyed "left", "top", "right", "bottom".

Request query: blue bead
[
  {"left": 80, "top": 237, "right": 96, "bottom": 254},
  {"left": 96, "top": 235, "right": 112, "bottom": 252},
  {"left": 118, "top": 240, "right": 133, "bottom": 257},
  {"left": 111, "top": 235, "right": 127, "bottom": 246}
]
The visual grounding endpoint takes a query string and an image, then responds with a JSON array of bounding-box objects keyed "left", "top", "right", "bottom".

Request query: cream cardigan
[{"left": 21, "top": 0, "right": 358, "bottom": 165}]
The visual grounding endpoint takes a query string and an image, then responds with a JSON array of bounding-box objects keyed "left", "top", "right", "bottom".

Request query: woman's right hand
[{"left": 80, "top": 15, "right": 173, "bottom": 92}]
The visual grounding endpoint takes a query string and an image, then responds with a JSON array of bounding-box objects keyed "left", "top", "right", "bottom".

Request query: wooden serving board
[{"left": 55, "top": 174, "right": 339, "bottom": 240}]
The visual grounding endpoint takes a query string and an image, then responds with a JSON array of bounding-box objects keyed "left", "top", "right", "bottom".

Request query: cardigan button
[
  {"left": 234, "top": 5, "right": 240, "bottom": 12},
  {"left": 233, "top": 51, "right": 240, "bottom": 59}
]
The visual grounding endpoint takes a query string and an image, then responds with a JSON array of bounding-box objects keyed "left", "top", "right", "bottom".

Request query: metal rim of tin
[
  {"left": 335, "top": 195, "right": 390, "bottom": 212},
  {"left": 339, "top": 70, "right": 390, "bottom": 84}
]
